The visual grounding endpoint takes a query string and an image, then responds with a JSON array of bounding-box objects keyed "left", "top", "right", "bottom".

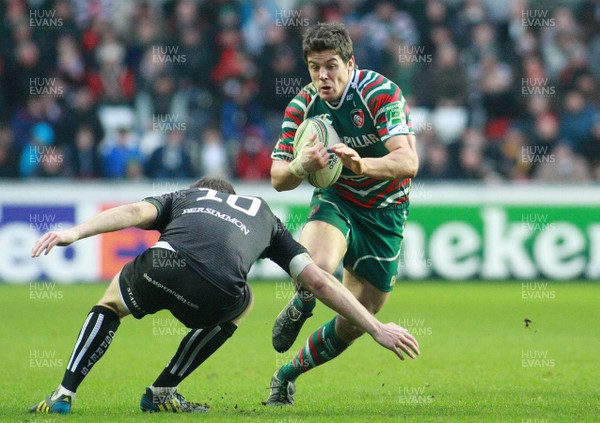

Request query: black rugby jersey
[{"left": 143, "top": 188, "right": 306, "bottom": 298}]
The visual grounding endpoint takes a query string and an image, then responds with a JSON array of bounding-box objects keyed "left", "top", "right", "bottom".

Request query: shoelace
[
  {"left": 174, "top": 393, "right": 204, "bottom": 411},
  {"left": 276, "top": 382, "right": 289, "bottom": 402}
]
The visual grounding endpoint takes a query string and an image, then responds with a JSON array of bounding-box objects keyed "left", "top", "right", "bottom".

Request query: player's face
[{"left": 307, "top": 50, "right": 354, "bottom": 102}]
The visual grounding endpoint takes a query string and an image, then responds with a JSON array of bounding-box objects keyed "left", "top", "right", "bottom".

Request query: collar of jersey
[{"left": 324, "top": 69, "right": 359, "bottom": 110}]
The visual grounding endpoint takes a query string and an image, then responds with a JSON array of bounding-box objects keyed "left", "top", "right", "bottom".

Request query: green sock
[
  {"left": 277, "top": 317, "right": 349, "bottom": 383},
  {"left": 293, "top": 288, "right": 316, "bottom": 314}
]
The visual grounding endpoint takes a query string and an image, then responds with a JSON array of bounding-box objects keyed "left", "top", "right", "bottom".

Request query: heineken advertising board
[{"left": 0, "top": 183, "right": 597, "bottom": 282}]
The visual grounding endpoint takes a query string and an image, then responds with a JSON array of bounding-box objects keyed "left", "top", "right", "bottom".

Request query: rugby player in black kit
[{"left": 29, "top": 177, "right": 419, "bottom": 414}]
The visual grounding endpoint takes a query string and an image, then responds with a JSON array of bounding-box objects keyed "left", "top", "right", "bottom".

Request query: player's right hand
[
  {"left": 372, "top": 322, "right": 420, "bottom": 360},
  {"left": 31, "top": 229, "right": 79, "bottom": 257},
  {"left": 298, "top": 134, "right": 330, "bottom": 173}
]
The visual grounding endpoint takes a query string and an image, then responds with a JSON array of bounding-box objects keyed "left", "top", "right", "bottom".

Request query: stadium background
[
  {"left": 0, "top": 2, "right": 599, "bottom": 421},
  {"left": 0, "top": 0, "right": 598, "bottom": 282}
]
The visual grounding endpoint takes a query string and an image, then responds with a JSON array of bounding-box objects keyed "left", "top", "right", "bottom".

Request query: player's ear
[{"left": 347, "top": 55, "right": 356, "bottom": 72}]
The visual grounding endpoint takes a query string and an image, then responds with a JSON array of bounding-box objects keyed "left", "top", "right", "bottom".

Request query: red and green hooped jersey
[{"left": 272, "top": 68, "right": 414, "bottom": 208}]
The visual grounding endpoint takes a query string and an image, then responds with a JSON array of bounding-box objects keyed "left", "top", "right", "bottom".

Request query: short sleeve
[
  {"left": 262, "top": 218, "right": 308, "bottom": 275},
  {"left": 271, "top": 86, "right": 315, "bottom": 162},
  {"left": 357, "top": 70, "right": 414, "bottom": 143},
  {"left": 142, "top": 193, "right": 174, "bottom": 232},
  {"left": 374, "top": 96, "right": 414, "bottom": 143}
]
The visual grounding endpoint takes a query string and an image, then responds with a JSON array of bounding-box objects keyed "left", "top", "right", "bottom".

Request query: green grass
[{"left": 1, "top": 281, "right": 598, "bottom": 422}]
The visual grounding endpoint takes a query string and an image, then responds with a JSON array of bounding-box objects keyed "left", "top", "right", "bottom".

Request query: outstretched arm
[
  {"left": 295, "top": 259, "right": 420, "bottom": 360},
  {"left": 31, "top": 201, "right": 158, "bottom": 257}
]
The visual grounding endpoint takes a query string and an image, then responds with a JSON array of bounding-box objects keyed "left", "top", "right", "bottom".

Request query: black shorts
[{"left": 119, "top": 248, "right": 250, "bottom": 328}]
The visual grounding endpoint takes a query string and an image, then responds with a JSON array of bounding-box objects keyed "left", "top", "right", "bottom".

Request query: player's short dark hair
[
  {"left": 302, "top": 22, "right": 353, "bottom": 64},
  {"left": 190, "top": 177, "right": 236, "bottom": 194}
]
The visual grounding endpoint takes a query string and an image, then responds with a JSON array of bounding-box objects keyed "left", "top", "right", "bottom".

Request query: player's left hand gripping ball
[{"left": 330, "top": 143, "right": 366, "bottom": 176}]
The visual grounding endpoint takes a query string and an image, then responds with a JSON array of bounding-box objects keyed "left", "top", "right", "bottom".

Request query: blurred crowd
[{"left": 1, "top": 0, "right": 599, "bottom": 182}]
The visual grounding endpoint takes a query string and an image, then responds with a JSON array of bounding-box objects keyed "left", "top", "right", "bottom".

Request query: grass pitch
[{"left": 0, "top": 280, "right": 598, "bottom": 422}]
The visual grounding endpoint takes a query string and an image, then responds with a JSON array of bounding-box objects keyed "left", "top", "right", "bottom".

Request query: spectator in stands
[
  {"left": 573, "top": 71, "right": 600, "bottom": 108},
  {"left": 582, "top": 117, "right": 600, "bottom": 178},
  {"left": 258, "top": 27, "right": 306, "bottom": 137},
  {"left": 100, "top": 126, "right": 143, "bottom": 178},
  {"left": 465, "top": 22, "right": 498, "bottom": 68},
  {"left": 417, "top": 141, "right": 452, "bottom": 180},
  {"left": 211, "top": 27, "right": 254, "bottom": 87},
  {"left": 479, "top": 53, "right": 517, "bottom": 121},
  {"left": 0, "top": 0, "right": 599, "bottom": 183},
  {"left": 360, "top": 1, "right": 419, "bottom": 72},
  {"left": 414, "top": 43, "right": 467, "bottom": 108},
  {"left": 11, "top": 98, "right": 48, "bottom": 151},
  {"left": 91, "top": 29, "right": 136, "bottom": 104},
  {"left": 559, "top": 89, "right": 598, "bottom": 155},
  {"left": 68, "top": 125, "right": 102, "bottom": 179},
  {"left": 452, "top": 126, "right": 493, "bottom": 180},
  {"left": 135, "top": 72, "right": 188, "bottom": 138},
  {"left": 454, "top": 144, "right": 489, "bottom": 180},
  {"left": 345, "top": 18, "right": 370, "bottom": 73},
  {"left": 498, "top": 127, "right": 531, "bottom": 180},
  {"left": 241, "top": 0, "right": 277, "bottom": 56},
  {"left": 590, "top": 33, "right": 600, "bottom": 87},
  {"left": 534, "top": 143, "right": 592, "bottom": 182},
  {"left": 4, "top": 39, "right": 44, "bottom": 111},
  {"left": 523, "top": 113, "right": 560, "bottom": 177},
  {"left": 540, "top": 7, "right": 585, "bottom": 82},
  {"left": 220, "top": 77, "right": 264, "bottom": 152},
  {"left": 196, "top": 126, "right": 229, "bottom": 178},
  {"left": 176, "top": 25, "right": 217, "bottom": 90},
  {"left": 56, "top": 34, "right": 86, "bottom": 88},
  {"left": 145, "top": 129, "right": 194, "bottom": 179},
  {"left": 235, "top": 125, "right": 271, "bottom": 181},
  {"left": 33, "top": 145, "right": 69, "bottom": 178},
  {"left": 0, "top": 125, "right": 19, "bottom": 178},
  {"left": 19, "top": 122, "right": 55, "bottom": 177},
  {"left": 0, "top": 56, "right": 7, "bottom": 123},
  {"left": 56, "top": 86, "right": 104, "bottom": 150}
]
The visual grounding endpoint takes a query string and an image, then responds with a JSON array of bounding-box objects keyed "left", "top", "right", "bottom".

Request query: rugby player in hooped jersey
[
  {"left": 29, "top": 177, "right": 419, "bottom": 414},
  {"left": 268, "top": 22, "right": 419, "bottom": 405}
]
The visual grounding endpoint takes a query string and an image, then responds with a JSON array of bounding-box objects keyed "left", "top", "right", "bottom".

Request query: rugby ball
[{"left": 294, "top": 117, "right": 343, "bottom": 188}]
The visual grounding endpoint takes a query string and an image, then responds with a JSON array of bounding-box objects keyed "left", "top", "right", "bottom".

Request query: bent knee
[{"left": 96, "top": 299, "right": 128, "bottom": 319}]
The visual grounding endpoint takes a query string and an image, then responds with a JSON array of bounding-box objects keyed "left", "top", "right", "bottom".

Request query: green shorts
[{"left": 306, "top": 189, "right": 409, "bottom": 292}]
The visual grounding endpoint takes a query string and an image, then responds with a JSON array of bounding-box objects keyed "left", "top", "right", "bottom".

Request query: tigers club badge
[{"left": 351, "top": 109, "right": 364, "bottom": 128}]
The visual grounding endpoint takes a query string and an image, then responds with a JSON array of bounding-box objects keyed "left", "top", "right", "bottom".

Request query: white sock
[
  {"left": 150, "top": 385, "right": 177, "bottom": 394},
  {"left": 52, "top": 385, "right": 76, "bottom": 401}
]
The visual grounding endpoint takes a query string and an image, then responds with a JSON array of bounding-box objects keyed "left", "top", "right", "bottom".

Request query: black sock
[
  {"left": 153, "top": 322, "right": 237, "bottom": 387},
  {"left": 61, "top": 305, "right": 120, "bottom": 392}
]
